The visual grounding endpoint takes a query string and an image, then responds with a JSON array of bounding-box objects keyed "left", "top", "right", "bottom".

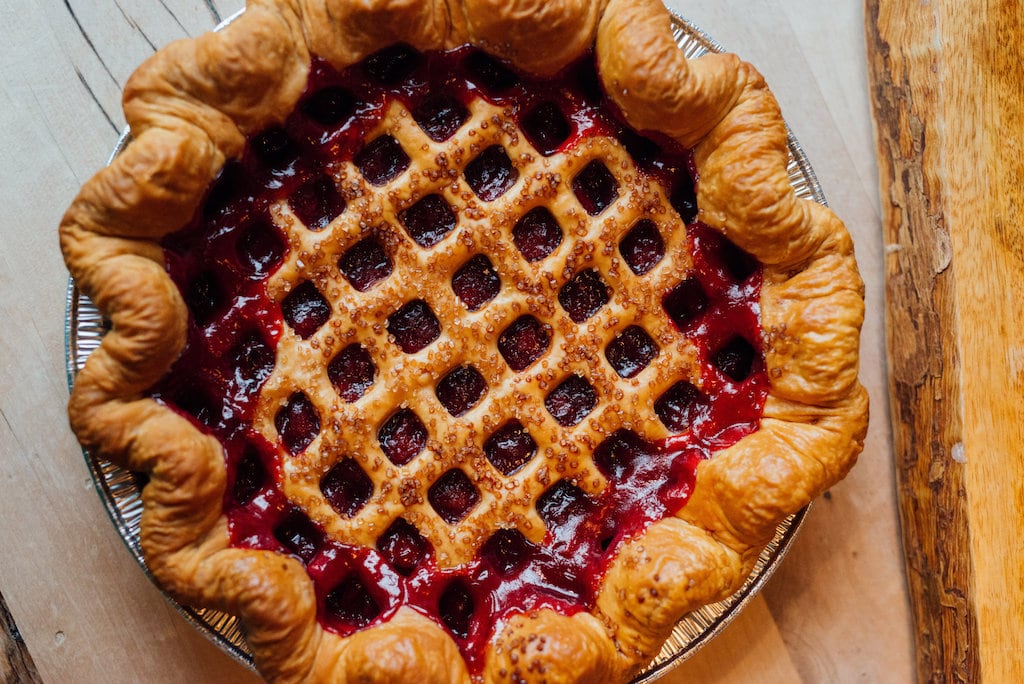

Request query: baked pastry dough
[{"left": 59, "top": 0, "right": 868, "bottom": 681}]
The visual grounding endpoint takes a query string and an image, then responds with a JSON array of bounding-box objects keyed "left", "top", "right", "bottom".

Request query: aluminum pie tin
[{"left": 64, "top": 10, "right": 823, "bottom": 680}]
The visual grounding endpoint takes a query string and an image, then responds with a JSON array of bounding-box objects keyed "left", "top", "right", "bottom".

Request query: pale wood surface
[
  {"left": 867, "top": 1, "right": 1024, "bottom": 681},
  {"left": 0, "top": 1, "right": 911, "bottom": 681}
]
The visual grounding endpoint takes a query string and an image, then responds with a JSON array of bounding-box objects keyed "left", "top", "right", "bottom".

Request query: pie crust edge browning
[{"left": 58, "top": 1, "right": 868, "bottom": 682}]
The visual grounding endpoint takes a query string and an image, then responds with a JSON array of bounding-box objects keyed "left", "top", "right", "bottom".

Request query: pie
[{"left": 58, "top": 0, "right": 868, "bottom": 681}]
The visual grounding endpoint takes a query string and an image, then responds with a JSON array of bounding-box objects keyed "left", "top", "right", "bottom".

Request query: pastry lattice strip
[{"left": 253, "top": 95, "right": 701, "bottom": 566}]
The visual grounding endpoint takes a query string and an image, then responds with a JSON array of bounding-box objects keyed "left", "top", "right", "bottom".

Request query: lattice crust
[
  {"left": 259, "top": 96, "right": 698, "bottom": 567},
  {"left": 59, "top": 0, "right": 869, "bottom": 682}
]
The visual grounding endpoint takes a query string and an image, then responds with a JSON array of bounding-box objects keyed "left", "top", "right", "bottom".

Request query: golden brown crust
[
  {"left": 298, "top": 0, "right": 451, "bottom": 68},
  {"left": 454, "top": 0, "right": 608, "bottom": 75},
  {"left": 60, "top": 0, "right": 868, "bottom": 682},
  {"left": 311, "top": 608, "right": 470, "bottom": 683},
  {"left": 484, "top": 611, "right": 621, "bottom": 683}
]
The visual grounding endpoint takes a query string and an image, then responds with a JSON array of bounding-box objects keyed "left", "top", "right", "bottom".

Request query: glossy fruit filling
[{"left": 147, "top": 44, "right": 768, "bottom": 673}]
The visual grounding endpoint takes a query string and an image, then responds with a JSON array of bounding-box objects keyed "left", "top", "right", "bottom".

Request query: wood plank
[
  {"left": 663, "top": 595, "right": 799, "bottom": 683},
  {"left": 0, "top": 589, "right": 41, "bottom": 684},
  {"left": 867, "top": 0, "right": 1024, "bottom": 681},
  {"left": 943, "top": 2, "right": 1024, "bottom": 680}
]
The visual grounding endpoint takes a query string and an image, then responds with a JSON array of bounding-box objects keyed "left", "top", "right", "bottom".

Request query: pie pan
[{"left": 64, "top": 9, "right": 825, "bottom": 680}]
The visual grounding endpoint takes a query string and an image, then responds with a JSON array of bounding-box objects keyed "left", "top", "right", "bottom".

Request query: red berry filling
[
  {"left": 327, "top": 344, "right": 376, "bottom": 403},
  {"left": 387, "top": 299, "right": 440, "bottom": 353},
  {"left": 464, "top": 145, "right": 518, "bottom": 201},
  {"left": 299, "top": 85, "right": 355, "bottom": 128},
  {"left": 399, "top": 193, "right": 457, "bottom": 248},
  {"left": 545, "top": 374, "right": 598, "bottom": 427},
  {"left": 413, "top": 94, "right": 470, "bottom": 142},
  {"left": 512, "top": 206, "right": 562, "bottom": 262},
  {"left": 484, "top": 421, "right": 537, "bottom": 475},
  {"left": 712, "top": 335, "right": 757, "bottom": 382},
  {"left": 229, "top": 331, "right": 275, "bottom": 392},
  {"left": 288, "top": 174, "right": 346, "bottom": 231},
  {"left": 237, "top": 217, "right": 285, "bottom": 276},
  {"left": 378, "top": 409, "right": 427, "bottom": 466},
  {"left": 451, "top": 255, "right": 501, "bottom": 311},
  {"left": 559, "top": 269, "right": 610, "bottom": 323},
  {"left": 498, "top": 315, "right": 551, "bottom": 371},
  {"left": 282, "top": 281, "right": 331, "bottom": 339},
  {"left": 428, "top": 469, "right": 481, "bottom": 524},
  {"left": 654, "top": 381, "right": 710, "bottom": 433},
  {"left": 376, "top": 518, "right": 429, "bottom": 575},
  {"left": 436, "top": 365, "right": 488, "bottom": 417},
  {"left": 231, "top": 444, "right": 268, "bottom": 506},
  {"left": 464, "top": 51, "right": 519, "bottom": 93},
  {"left": 339, "top": 237, "right": 392, "bottom": 292},
  {"left": 619, "top": 218, "right": 665, "bottom": 275},
  {"left": 146, "top": 46, "right": 770, "bottom": 676},
  {"left": 320, "top": 458, "right": 373, "bottom": 518},
  {"left": 355, "top": 135, "right": 410, "bottom": 186},
  {"left": 184, "top": 271, "right": 224, "bottom": 326},
  {"left": 663, "top": 276, "right": 708, "bottom": 330},
  {"left": 275, "top": 508, "right": 324, "bottom": 565},
  {"left": 325, "top": 575, "right": 381, "bottom": 629},
  {"left": 363, "top": 44, "right": 420, "bottom": 85},
  {"left": 251, "top": 127, "right": 299, "bottom": 170},
  {"left": 479, "top": 529, "right": 532, "bottom": 575},
  {"left": 605, "top": 326, "right": 658, "bottom": 378},
  {"left": 439, "top": 580, "right": 476, "bottom": 639},
  {"left": 572, "top": 160, "right": 618, "bottom": 215},
  {"left": 275, "top": 392, "right": 320, "bottom": 455},
  {"left": 521, "top": 101, "right": 571, "bottom": 156}
]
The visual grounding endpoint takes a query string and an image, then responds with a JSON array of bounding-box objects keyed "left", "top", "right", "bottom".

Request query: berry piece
[
  {"left": 605, "top": 326, "right": 658, "bottom": 378},
  {"left": 413, "top": 95, "right": 469, "bottom": 142},
  {"left": 484, "top": 421, "right": 536, "bottom": 475},
  {"left": 282, "top": 281, "right": 331, "bottom": 339},
  {"left": 325, "top": 576, "right": 380, "bottom": 629},
  {"left": 327, "top": 344, "right": 375, "bottom": 402},
  {"left": 619, "top": 219, "right": 664, "bottom": 275},
  {"left": 713, "top": 336, "right": 757, "bottom": 382},
  {"left": 376, "top": 518, "right": 429, "bottom": 575},
  {"left": 274, "top": 508, "right": 322, "bottom": 564},
  {"left": 512, "top": 207, "right": 562, "bottom": 262},
  {"left": 387, "top": 299, "right": 440, "bottom": 353},
  {"left": 654, "top": 381, "right": 709, "bottom": 433},
  {"left": 320, "top": 457, "right": 373, "bottom": 518},
  {"left": 464, "top": 145, "right": 518, "bottom": 201},
  {"left": 428, "top": 469, "right": 480, "bottom": 524},
  {"left": 378, "top": 409, "right": 427, "bottom": 466},
  {"left": 498, "top": 315, "right": 551, "bottom": 371},
  {"left": 400, "top": 194, "right": 457, "bottom": 248},
  {"left": 572, "top": 161, "right": 618, "bottom": 215},
  {"left": 663, "top": 277, "right": 708, "bottom": 330},
  {"left": 355, "top": 135, "right": 410, "bottom": 186},
  {"left": 436, "top": 366, "right": 487, "bottom": 417},
  {"left": 289, "top": 175, "right": 345, "bottom": 232},
  {"left": 451, "top": 255, "right": 500, "bottom": 310},
  {"left": 559, "top": 269, "right": 609, "bottom": 323},
  {"left": 522, "top": 102, "right": 570, "bottom": 156},
  {"left": 275, "top": 391, "right": 320, "bottom": 454},
  {"left": 339, "top": 237, "right": 392, "bottom": 292},
  {"left": 439, "top": 580, "right": 475, "bottom": 639},
  {"left": 545, "top": 375, "right": 597, "bottom": 427}
]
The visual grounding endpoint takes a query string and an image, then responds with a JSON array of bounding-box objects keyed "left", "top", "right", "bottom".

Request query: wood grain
[
  {"left": 867, "top": 0, "right": 1024, "bottom": 681},
  {"left": 0, "top": 590, "right": 41, "bottom": 684}
]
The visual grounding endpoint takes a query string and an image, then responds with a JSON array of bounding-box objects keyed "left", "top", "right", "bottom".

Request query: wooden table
[{"left": 0, "top": 1, "right": 915, "bottom": 681}]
